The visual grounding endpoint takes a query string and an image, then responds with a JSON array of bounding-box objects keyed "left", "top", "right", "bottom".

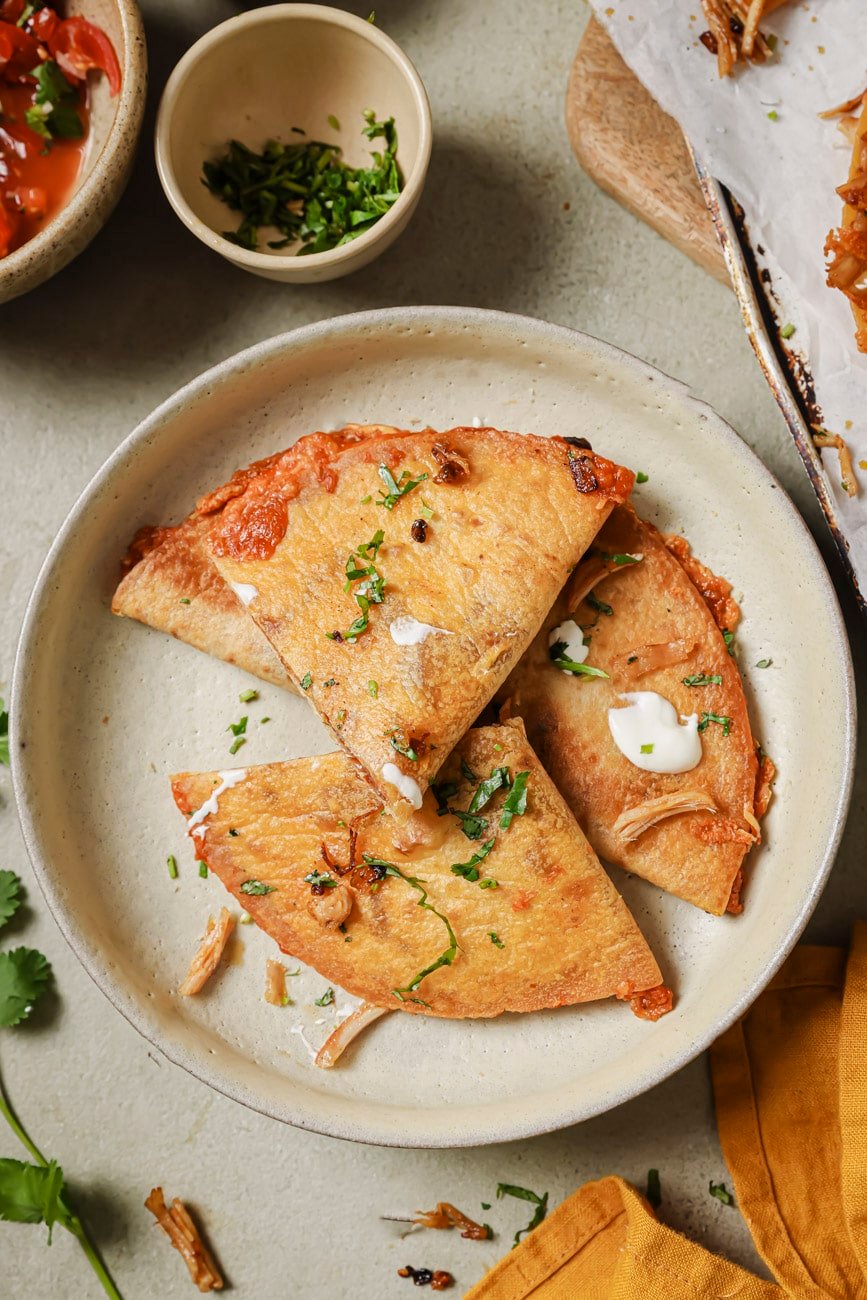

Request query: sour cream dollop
[
  {"left": 381, "top": 762, "right": 423, "bottom": 809},
  {"left": 607, "top": 692, "right": 702, "bottom": 774},
  {"left": 548, "top": 618, "right": 588, "bottom": 670},
  {"left": 229, "top": 581, "right": 258, "bottom": 607},
  {"left": 390, "top": 616, "right": 453, "bottom": 646}
]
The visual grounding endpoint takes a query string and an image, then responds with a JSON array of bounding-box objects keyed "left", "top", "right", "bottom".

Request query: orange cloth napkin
[{"left": 466, "top": 924, "right": 867, "bottom": 1300}]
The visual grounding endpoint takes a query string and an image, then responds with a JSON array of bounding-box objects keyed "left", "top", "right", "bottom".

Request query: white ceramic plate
[{"left": 12, "top": 308, "right": 855, "bottom": 1148}]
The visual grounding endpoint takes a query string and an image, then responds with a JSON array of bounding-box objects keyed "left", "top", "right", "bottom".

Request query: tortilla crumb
[
  {"left": 179, "top": 908, "right": 234, "bottom": 996},
  {"left": 145, "top": 1187, "right": 224, "bottom": 1292},
  {"left": 265, "top": 958, "right": 287, "bottom": 1006}
]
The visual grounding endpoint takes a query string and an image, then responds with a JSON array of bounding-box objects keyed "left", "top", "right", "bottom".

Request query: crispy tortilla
[
  {"left": 201, "top": 425, "right": 632, "bottom": 816},
  {"left": 170, "top": 720, "right": 666, "bottom": 1018},
  {"left": 500, "top": 505, "right": 767, "bottom": 916}
]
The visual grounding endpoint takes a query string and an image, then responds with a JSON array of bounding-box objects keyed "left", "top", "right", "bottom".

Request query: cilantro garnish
[
  {"left": 238, "top": 688, "right": 258, "bottom": 703},
  {"left": 451, "top": 839, "right": 495, "bottom": 884},
  {"left": 646, "top": 1169, "right": 662, "bottom": 1209},
  {"left": 240, "top": 880, "right": 276, "bottom": 896},
  {"left": 488, "top": 931, "right": 505, "bottom": 949},
  {"left": 500, "top": 772, "right": 529, "bottom": 830},
  {"left": 0, "top": 873, "right": 21, "bottom": 929},
  {"left": 300, "top": 672, "right": 312, "bottom": 690},
  {"left": 202, "top": 111, "right": 402, "bottom": 254},
  {"left": 586, "top": 593, "right": 613, "bottom": 617},
  {"left": 378, "top": 862, "right": 458, "bottom": 1001},
  {"left": 548, "top": 640, "right": 609, "bottom": 679},
  {"left": 376, "top": 464, "right": 429, "bottom": 510},
  {"left": 304, "top": 870, "right": 338, "bottom": 890},
  {"left": 709, "top": 1180, "right": 734, "bottom": 1206},
  {"left": 468, "top": 767, "right": 509, "bottom": 814},
  {"left": 640, "top": 743, "right": 654, "bottom": 754},
  {"left": 228, "top": 715, "right": 248, "bottom": 737},
  {"left": 229, "top": 737, "right": 246, "bottom": 756},
  {"left": 780, "top": 322, "right": 795, "bottom": 339},
  {"left": 368, "top": 680, "right": 379, "bottom": 698},
  {"left": 611, "top": 553, "right": 642, "bottom": 566},
  {"left": 635, "top": 471, "right": 649, "bottom": 484},
  {"left": 722, "top": 629, "right": 735, "bottom": 655},
  {"left": 179, "top": 597, "right": 191, "bottom": 605},
  {"left": 389, "top": 734, "right": 418, "bottom": 762},
  {"left": 682, "top": 674, "right": 723, "bottom": 687},
  {"left": 198, "top": 862, "right": 208, "bottom": 879},
  {"left": 698, "top": 712, "right": 732, "bottom": 736},
  {"left": 329, "top": 530, "right": 386, "bottom": 643},
  {"left": 25, "top": 61, "right": 83, "bottom": 142},
  {"left": 496, "top": 1183, "right": 549, "bottom": 1248},
  {"left": 0, "top": 700, "right": 8, "bottom": 767},
  {"left": 0, "top": 948, "right": 51, "bottom": 1028},
  {"left": 166, "top": 855, "right": 178, "bottom": 880},
  {"left": 756, "top": 658, "right": 772, "bottom": 669},
  {"left": 315, "top": 987, "right": 335, "bottom": 1007},
  {"left": 447, "top": 809, "right": 488, "bottom": 841}
]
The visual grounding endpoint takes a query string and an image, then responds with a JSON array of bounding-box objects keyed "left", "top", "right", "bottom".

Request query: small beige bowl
[
  {"left": 155, "top": 4, "right": 432, "bottom": 283},
  {"left": 0, "top": 0, "right": 147, "bottom": 306}
]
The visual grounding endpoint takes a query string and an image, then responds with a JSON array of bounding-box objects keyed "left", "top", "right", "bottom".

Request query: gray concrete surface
[{"left": 1, "top": 1, "right": 863, "bottom": 1295}]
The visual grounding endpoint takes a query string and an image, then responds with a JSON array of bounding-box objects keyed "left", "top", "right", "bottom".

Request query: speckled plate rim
[{"left": 10, "top": 306, "right": 856, "bottom": 1148}]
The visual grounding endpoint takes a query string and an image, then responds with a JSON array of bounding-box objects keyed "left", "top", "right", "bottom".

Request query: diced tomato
[
  {"left": 0, "top": 198, "right": 20, "bottom": 258},
  {"left": 0, "top": 22, "right": 40, "bottom": 82},
  {"left": 48, "top": 16, "right": 120, "bottom": 96},
  {"left": 0, "top": 0, "right": 27, "bottom": 22},
  {"left": 29, "top": 6, "right": 60, "bottom": 42}
]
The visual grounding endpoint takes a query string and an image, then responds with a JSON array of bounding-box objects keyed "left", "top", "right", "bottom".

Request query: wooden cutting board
[{"left": 567, "top": 18, "right": 728, "bottom": 284}]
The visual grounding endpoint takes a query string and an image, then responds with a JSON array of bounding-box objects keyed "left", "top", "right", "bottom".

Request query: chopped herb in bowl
[{"left": 202, "top": 109, "right": 402, "bottom": 255}]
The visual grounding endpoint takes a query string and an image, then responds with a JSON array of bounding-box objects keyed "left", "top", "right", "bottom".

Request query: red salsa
[{"left": 0, "top": 0, "right": 120, "bottom": 258}]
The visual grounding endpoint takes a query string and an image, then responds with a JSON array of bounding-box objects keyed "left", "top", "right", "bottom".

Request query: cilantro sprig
[
  {"left": 548, "top": 640, "right": 609, "bottom": 680},
  {"left": 496, "top": 1183, "right": 549, "bottom": 1248},
  {"left": 365, "top": 858, "right": 458, "bottom": 1003},
  {"left": 682, "top": 674, "right": 723, "bottom": 687},
  {"left": 203, "top": 110, "right": 402, "bottom": 254},
  {"left": 329, "top": 529, "right": 386, "bottom": 644},
  {"left": 25, "top": 61, "right": 83, "bottom": 142},
  {"left": 451, "top": 839, "right": 496, "bottom": 885},
  {"left": 376, "top": 464, "right": 428, "bottom": 510},
  {"left": 698, "top": 712, "right": 732, "bottom": 736},
  {"left": 0, "top": 872, "right": 120, "bottom": 1297}
]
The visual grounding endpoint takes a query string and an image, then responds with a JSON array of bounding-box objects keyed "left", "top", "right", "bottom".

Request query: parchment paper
[{"left": 591, "top": 0, "right": 867, "bottom": 582}]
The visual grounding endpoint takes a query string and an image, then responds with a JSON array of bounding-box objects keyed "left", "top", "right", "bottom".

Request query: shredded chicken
[
  {"left": 812, "top": 428, "right": 859, "bottom": 497},
  {"left": 145, "top": 1188, "right": 223, "bottom": 1292},
  {"left": 179, "top": 908, "right": 234, "bottom": 996},
  {"left": 619, "top": 638, "right": 697, "bottom": 679},
  {"left": 307, "top": 882, "right": 354, "bottom": 927},
  {"left": 698, "top": 0, "right": 787, "bottom": 77},
  {"left": 314, "top": 1002, "right": 390, "bottom": 1069},
  {"left": 824, "top": 91, "right": 867, "bottom": 355},
  {"left": 264, "top": 958, "right": 288, "bottom": 1006},
  {"left": 613, "top": 791, "right": 719, "bottom": 843},
  {"left": 412, "top": 1203, "right": 492, "bottom": 1239}
]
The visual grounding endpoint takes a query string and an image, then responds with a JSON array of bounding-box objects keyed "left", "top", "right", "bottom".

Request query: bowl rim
[
  {"left": 10, "top": 305, "right": 857, "bottom": 1148},
  {"left": 0, "top": 0, "right": 146, "bottom": 285},
  {"left": 154, "top": 3, "right": 433, "bottom": 271}
]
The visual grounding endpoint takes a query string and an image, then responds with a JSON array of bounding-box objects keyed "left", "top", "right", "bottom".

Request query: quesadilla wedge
[
  {"left": 500, "top": 505, "right": 773, "bottom": 916},
  {"left": 170, "top": 719, "right": 669, "bottom": 1021},
  {"left": 197, "top": 423, "right": 632, "bottom": 817}
]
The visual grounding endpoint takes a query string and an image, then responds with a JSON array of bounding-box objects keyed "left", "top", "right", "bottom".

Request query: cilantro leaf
[
  {"left": 448, "top": 809, "right": 488, "bottom": 841},
  {"left": 500, "top": 772, "right": 529, "bottom": 830},
  {"left": 709, "top": 1180, "right": 734, "bottom": 1206},
  {"left": 468, "top": 767, "right": 509, "bottom": 814},
  {"left": 300, "top": 672, "right": 312, "bottom": 690},
  {"left": 496, "top": 1183, "right": 549, "bottom": 1247},
  {"left": 0, "top": 871, "right": 21, "bottom": 930},
  {"left": 488, "top": 931, "right": 505, "bottom": 949},
  {"left": 586, "top": 593, "right": 613, "bottom": 617},
  {"left": 698, "top": 712, "right": 732, "bottom": 736},
  {"left": 240, "top": 880, "right": 276, "bottom": 896},
  {"left": 451, "top": 839, "right": 495, "bottom": 884},
  {"left": 0, "top": 947, "right": 52, "bottom": 1027},
  {"left": 314, "top": 986, "right": 335, "bottom": 1007},
  {"left": 376, "top": 464, "right": 429, "bottom": 510},
  {"left": 0, "top": 1158, "right": 72, "bottom": 1241},
  {"left": 682, "top": 674, "right": 723, "bottom": 687},
  {"left": 378, "top": 862, "right": 458, "bottom": 1001},
  {"left": 28, "top": 61, "right": 83, "bottom": 142}
]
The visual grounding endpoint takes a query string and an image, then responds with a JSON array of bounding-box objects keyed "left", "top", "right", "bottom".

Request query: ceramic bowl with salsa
[{"left": 0, "top": 0, "right": 145, "bottom": 303}]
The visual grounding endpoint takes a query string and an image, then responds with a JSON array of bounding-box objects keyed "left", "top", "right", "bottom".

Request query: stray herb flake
[
  {"left": 451, "top": 839, "right": 495, "bottom": 884},
  {"left": 376, "top": 464, "right": 429, "bottom": 510},
  {"left": 240, "top": 880, "right": 276, "bottom": 896},
  {"left": 327, "top": 114, "right": 340, "bottom": 131},
  {"left": 635, "top": 471, "right": 649, "bottom": 484},
  {"left": 304, "top": 870, "right": 338, "bottom": 890},
  {"left": 722, "top": 629, "right": 735, "bottom": 656},
  {"left": 640, "top": 743, "right": 654, "bottom": 754},
  {"left": 380, "top": 863, "right": 458, "bottom": 1000},
  {"left": 468, "top": 767, "right": 509, "bottom": 813},
  {"left": 315, "top": 986, "right": 335, "bottom": 1007},
  {"left": 300, "top": 672, "right": 312, "bottom": 690},
  {"left": 682, "top": 674, "right": 723, "bottom": 687},
  {"left": 0, "top": 873, "right": 21, "bottom": 929},
  {"left": 368, "top": 680, "right": 379, "bottom": 698},
  {"left": 698, "top": 712, "right": 732, "bottom": 737},
  {"left": 780, "top": 322, "right": 795, "bottom": 338},
  {"left": 646, "top": 1169, "right": 662, "bottom": 1209},
  {"left": 496, "top": 1183, "right": 549, "bottom": 1248},
  {"left": 228, "top": 716, "right": 248, "bottom": 736},
  {"left": 198, "top": 862, "right": 208, "bottom": 879},
  {"left": 460, "top": 757, "right": 478, "bottom": 784},
  {"left": 179, "top": 597, "right": 191, "bottom": 605},
  {"left": 166, "top": 855, "right": 178, "bottom": 880},
  {"left": 549, "top": 638, "right": 609, "bottom": 679},
  {"left": 238, "top": 689, "right": 259, "bottom": 703},
  {"left": 488, "top": 931, "right": 505, "bottom": 949},
  {"left": 229, "top": 737, "right": 246, "bottom": 756},
  {"left": 767, "top": 109, "right": 778, "bottom": 121},
  {"left": 587, "top": 593, "right": 613, "bottom": 617},
  {"left": 239, "top": 911, "right": 253, "bottom": 925},
  {"left": 709, "top": 1181, "right": 734, "bottom": 1206},
  {"left": 611, "top": 553, "right": 642, "bottom": 566},
  {"left": 500, "top": 772, "right": 529, "bottom": 830},
  {"left": 756, "top": 658, "right": 773, "bottom": 669},
  {"left": 390, "top": 735, "right": 418, "bottom": 762}
]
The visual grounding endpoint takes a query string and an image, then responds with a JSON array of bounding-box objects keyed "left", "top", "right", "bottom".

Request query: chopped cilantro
[
  {"left": 239, "top": 911, "right": 253, "bottom": 925},
  {"left": 481, "top": 1202, "right": 491, "bottom": 1211},
  {"left": 635, "top": 471, "right": 649, "bottom": 484},
  {"left": 500, "top": 771, "right": 529, "bottom": 830},
  {"left": 755, "top": 658, "right": 772, "bottom": 669},
  {"left": 330, "top": 530, "right": 386, "bottom": 643},
  {"left": 380, "top": 862, "right": 458, "bottom": 1001},
  {"left": 488, "top": 931, "right": 505, "bottom": 949},
  {"left": 586, "top": 593, "right": 613, "bottom": 617},
  {"left": 722, "top": 629, "right": 735, "bottom": 655},
  {"left": 549, "top": 639, "right": 609, "bottom": 679},
  {"left": 198, "top": 862, "right": 208, "bottom": 879},
  {"left": 419, "top": 499, "right": 434, "bottom": 520},
  {"left": 780, "top": 322, "right": 795, "bottom": 339},
  {"left": 166, "top": 855, "right": 178, "bottom": 880},
  {"left": 0, "top": 947, "right": 52, "bottom": 1028},
  {"left": 300, "top": 672, "right": 312, "bottom": 690},
  {"left": 767, "top": 109, "right": 778, "bottom": 121},
  {"left": 390, "top": 735, "right": 418, "bottom": 762},
  {"left": 451, "top": 839, "right": 495, "bottom": 883},
  {"left": 468, "top": 767, "right": 509, "bottom": 813},
  {"left": 448, "top": 809, "right": 488, "bottom": 841},
  {"left": 682, "top": 674, "right": 723, "bottom": 687},
  {"left": 627, "top": 655, "right": 638, "bottom": 664},
  {"left": 611, "top": 553, "right": 642, "bottom": 566},
  {"left": 496, "top": 1183, "right": 549, "bottom": 1248},
  {"left": 646, "top": 1169, "right": 661, "bottom": 1209},
  {"left": 26, "top": 61, "right": 83, "bottom": 142},
  {"left": 640, "top": 743, "right": 654, "bottom": 754},
  {"left": 304, "top": 870, "right": 338, "bottom": 889},
  {"left": 0, "top": 872, "right": 21, "bottom": 929},
  {"left": 698, "top": 712, "right": 732, "bottom": 736},
  {"left": 376, "top": 464, "right": 428, "bottom": 510},
  {"left": 709, "top": 1181, "right": 734, "bottom": 1206},
  {"left": 315, "top": 986, "right": 335, "bottom": 1007},
  {"left": 228, "top": 828, "right": 240, "bottom": 837},
  {"left": 228, "top": 716, "right": 248, "bottom": 736},
  {"left": 240, "top": 880, "right": 276, "bottom": 896},
  {"left": 460, "top": 757, "right": 478, "bottom": 783},
  {"left": 179, "top": 597, "right": 191, "bottom": 605},
  {"left": 229, "top": 737, "right": 246, "bottom": 756},
  {"left": 479, "top": 878, "right": 498, "bottom": 889},
  {"left": 368, "top": 680, "right": 378, "bottom": 698},
  {"left": 323, "top": 678, "right": 337, "bottom": 688},
  {"left": 261, "top": 716, "right": 271, "bottom": 724},
  {"left": 238, "top": 689, "right": 258, "bottom": 703}
]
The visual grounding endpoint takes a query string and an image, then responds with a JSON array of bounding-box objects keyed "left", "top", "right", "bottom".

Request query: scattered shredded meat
[
  {"left": 812, "top": 428, "right": 859, "bottom": 497},
  {"left": 619, "top": 638, "right": 697, "bottom": 679},
  {"left": 699, "top": 0, "right": 787, "bottom": 77},
  {"left": 179, "top": 909, "right": 234, "bottom": 996},
  {"left": 613, "top": 791, "right": 719, "bottom": 843},
  {"left": 398, "top": 1266, "right": 454, "bottom": 1290},
  {"left": 264, "top": 958, "right": 288, "bottom": 1006},
  {"left": 663, "top": 534, "right": 740, "bottom": 631},
  {"left": 412, "top": 1203, "right": 491, "bottom": 1240},
  {"left": 315, "top": 1002, "right": 390, "bottom": 1068},
  {"left": 618, "top": 984, "right": 674, "bottom": 1021},
  {"left": 754, "top": 752, "right": 776, "bottom": 819},
  {"left": 307, "top": 882, "right": 354, "bottom": 927},
  {"left": 145, "top": 1188, "right": 224, "bottom": 1293},
  {"left": 824, "top": 91, "right": 867, "bottom": 356},
  {"left": 431, "top": 442, "right": 470, "bottom": 484}
]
